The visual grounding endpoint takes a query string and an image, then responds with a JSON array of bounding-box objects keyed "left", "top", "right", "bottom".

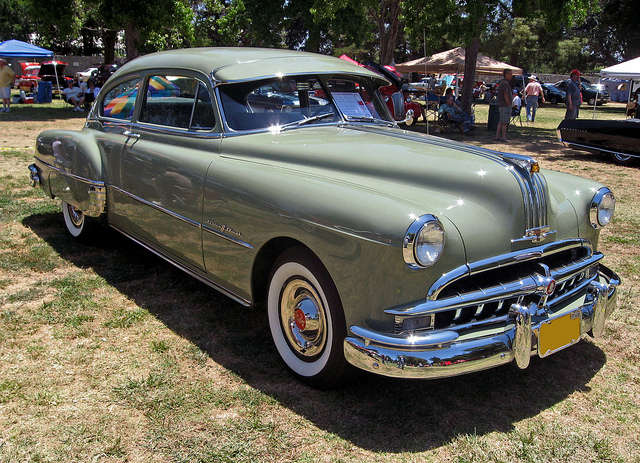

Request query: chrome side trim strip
[
  {"left": 202, "top": 224, "right": 254, "bottom": 249},
  {"left": 563, "top": 141, "right": 639, "bottom": 159},
  {"left": 110, "top": 223, "right": 252, "bottom": 307},
  {"left": 107, "top": 184, "right": 201, "bottom": 229},
  {"left": 107, "top": 185, "right": 255, "bottom": 249},
  {"left": 36, "top": 157, "right": 106, "bottom": 189}
]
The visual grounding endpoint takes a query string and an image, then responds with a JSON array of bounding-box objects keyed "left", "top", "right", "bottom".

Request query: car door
[{"left": 105, "top": 73, "right": 220, "bottom": 273}]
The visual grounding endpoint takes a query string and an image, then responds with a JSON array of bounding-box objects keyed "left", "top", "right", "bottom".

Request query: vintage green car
[{"left": 29, "top": 48, "right": 620, "bottom": 389}]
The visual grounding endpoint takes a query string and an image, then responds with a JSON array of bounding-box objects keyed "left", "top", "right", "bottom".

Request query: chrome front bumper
[{"left": 344, "top": 266, "right": 620, "bottom": 379}]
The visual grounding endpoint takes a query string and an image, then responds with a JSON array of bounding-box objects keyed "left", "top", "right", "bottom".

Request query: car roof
[{"left": 112, "top": 47, "right": 390, "bottom": 86}]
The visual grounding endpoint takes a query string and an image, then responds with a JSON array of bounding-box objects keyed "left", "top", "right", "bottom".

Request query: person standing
[
  {"left": 495, "top": 68, "right": 513, "bottom": 142},
  {"left": 565, "top": 69, "right": 582, "bottom": 120},
  {"left": 0, "top": 59, "right": 16, "bottom": 113},
  {"left": 524, "top": 75, "right": 544, "bottom": 122}
]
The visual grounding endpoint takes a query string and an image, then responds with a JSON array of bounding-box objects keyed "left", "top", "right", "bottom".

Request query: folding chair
[
  {"left": 436, "top": 111, "right": 462, "bottom": 134},
  {"left": 510, "top": 108, "right": 522, "bottom": 126}
]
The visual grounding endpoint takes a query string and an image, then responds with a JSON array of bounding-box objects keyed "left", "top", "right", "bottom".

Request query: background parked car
[
  {"left": 37, "top": 61, "right": 73, "bottom": 94},
  {"left": 555, "top": 80, "right": 610, "bottom": 105},
  {"left": 76, "top": 67, "right": 98, "bottom": 80},
  {"left": 92, "top": 63, "right": 121, "bottom": 86},
  {"left": 14, "top": 62, "right": 41, "bottom": 92},
  {"left": 541, "top": 83, "right": 566, "bottom": 104}
]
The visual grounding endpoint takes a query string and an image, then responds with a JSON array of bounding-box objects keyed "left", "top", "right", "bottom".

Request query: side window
[
  {"left": 101, "top": 77, "right": 141, "bottom": 120},
  {"left": 139, "top": 75, "right": 216, "bottom": 130}
]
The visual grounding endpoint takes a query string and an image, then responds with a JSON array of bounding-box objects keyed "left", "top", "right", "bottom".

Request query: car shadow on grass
[{"left": 25, "top": 212, "right": 608, "bottom": 454}]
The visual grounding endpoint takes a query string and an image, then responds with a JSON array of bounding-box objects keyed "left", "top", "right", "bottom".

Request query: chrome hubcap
[
  {"left": 279, "top": 278, "right": 327, "bottom": 359},
  {"left": 68, "top": 204, "right": 84, "bottom": 227}
]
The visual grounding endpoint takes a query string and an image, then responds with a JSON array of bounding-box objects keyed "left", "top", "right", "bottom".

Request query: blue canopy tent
[
  {"left": 0, "top": 40, "right": 56, "bottom": 102},
  {"left": 0, "top": 39, "right": 53, "bottom": 58}
]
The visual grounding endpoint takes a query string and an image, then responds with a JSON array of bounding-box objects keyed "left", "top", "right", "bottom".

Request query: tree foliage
[{"left": 0, "top": 0, "right": 636, "bottom": 74}]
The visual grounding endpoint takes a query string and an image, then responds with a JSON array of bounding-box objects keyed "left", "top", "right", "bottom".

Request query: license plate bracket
[{"left": 538, "top": 310, "right": 582, "bottom": 358}]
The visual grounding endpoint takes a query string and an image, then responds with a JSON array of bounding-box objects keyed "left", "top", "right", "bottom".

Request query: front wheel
[
  {"left": 610, "top": 152, "right": 635, "bottom": 166},
  {"left": 62, "top": 201, "right": 95, "bottom": 239},
  {"left": 267, "top": 248, "right": 351, "bottom": 389}
]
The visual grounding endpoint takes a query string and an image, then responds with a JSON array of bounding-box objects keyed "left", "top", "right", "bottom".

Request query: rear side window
[
  {"left": 101, "top": 77, "right": 141, "bottom": 120},
  {"left": 139, "top": 75, "right": 216, "bottom": 130}
]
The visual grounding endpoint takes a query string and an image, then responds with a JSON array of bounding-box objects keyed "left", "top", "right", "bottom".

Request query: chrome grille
[{"left": 392, "top": 242, "right": 601, "bottom": 335}]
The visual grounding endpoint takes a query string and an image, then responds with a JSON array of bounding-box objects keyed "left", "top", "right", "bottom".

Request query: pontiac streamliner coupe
[{"left": 29, "top": 48, "right": 619, "bottom": 388}]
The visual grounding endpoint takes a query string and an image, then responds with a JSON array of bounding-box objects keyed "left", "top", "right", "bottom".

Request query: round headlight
[
  {"left": 590, "top": 188, "right": 615, "bottom": 229},
  {"left": 403, "top": 215, "right": 445, "bottom": 268}
]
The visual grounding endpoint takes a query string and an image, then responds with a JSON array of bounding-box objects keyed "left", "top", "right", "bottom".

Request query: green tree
[{"left": 0, "top": 0, "right": 34, "bottom": 42}]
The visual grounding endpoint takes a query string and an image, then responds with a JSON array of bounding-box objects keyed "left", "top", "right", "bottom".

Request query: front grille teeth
[{"left": 395, "top": 258, "right": 597, "bottom": 334}]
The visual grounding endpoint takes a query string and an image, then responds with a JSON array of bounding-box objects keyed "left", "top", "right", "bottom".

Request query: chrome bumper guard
[
  {"left": 344, "top": 266, "right": 620, "bottom": 379},
  {"left": 28, "top": 163, "right": 41, "bottom": 188}
]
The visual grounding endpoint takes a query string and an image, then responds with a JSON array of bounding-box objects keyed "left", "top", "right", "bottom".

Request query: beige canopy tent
[{"left": 396, "top": 47, "right": 523, "bottom": 76}]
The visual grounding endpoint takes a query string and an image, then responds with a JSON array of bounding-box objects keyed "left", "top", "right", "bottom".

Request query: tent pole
[
  {"left": 592, "top": 78, "right": 600, "bottom": 119},
  {"left": 54, "top": 60, "right": 62, "bottom": 102}
]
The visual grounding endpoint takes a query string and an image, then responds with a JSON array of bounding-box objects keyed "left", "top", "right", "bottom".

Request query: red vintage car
[
  {"left": 339, "top": 56, "right": 423, "bottom": 126},
  {"left": 14, "top": 62, "right": 41, "bottom": 92}
]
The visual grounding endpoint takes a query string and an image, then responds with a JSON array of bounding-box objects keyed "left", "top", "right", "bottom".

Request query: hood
[{"left": 220, "top": 125, "right": 580, "bottom": 262}]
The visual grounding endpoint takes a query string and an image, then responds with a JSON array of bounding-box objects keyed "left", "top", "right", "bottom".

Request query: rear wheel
[
  {"left": 550, "top": 96, "right": 558, "bottom": 105},
  {"left": 62, "top": 201, "right": 95, "bottom": 239},
  {"left": 588, "top": 97, "right": 596, "bottom": 106},
  {"left": 267, "top": 247, "right": 350, "bottom": 389}
]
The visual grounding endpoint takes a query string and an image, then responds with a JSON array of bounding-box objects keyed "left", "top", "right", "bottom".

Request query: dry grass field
[{"left": 1, "top": 99, "right": 639, "bottom": 462}]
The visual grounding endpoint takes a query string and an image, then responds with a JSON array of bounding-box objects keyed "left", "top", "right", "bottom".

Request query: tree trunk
[
  {"left": 461, "top": 38, "right": 479, "bottom": 115},
  {"left": 372, "top": 0, "right": 402, "bottom": 65},
  {"left": 103, "top": 29, "right": 117, "bottom": 64},
  {"left": 125, "top": 22, "right": 140, "bottom": 62}
]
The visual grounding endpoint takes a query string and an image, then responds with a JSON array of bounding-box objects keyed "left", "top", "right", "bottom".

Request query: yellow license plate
[{"left": 538, "top": 311, "right": 582, "bottom": 358}]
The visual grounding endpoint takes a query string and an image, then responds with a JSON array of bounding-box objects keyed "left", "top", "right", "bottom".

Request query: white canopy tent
[{"left": 599, "top": 55, "right": 640, "bottom": 118}]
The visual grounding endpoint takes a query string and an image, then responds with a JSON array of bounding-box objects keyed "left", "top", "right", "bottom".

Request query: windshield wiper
[
  {"left": 343, "top": 116, "right": 395, "bottom": 127},
  {"left": 280, "top": 112, "right": 335, "bottom": 130}
]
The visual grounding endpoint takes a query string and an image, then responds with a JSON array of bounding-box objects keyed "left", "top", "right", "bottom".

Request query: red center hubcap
[{"left": 294, "top": 308, "right": 306, "bottom": 331}]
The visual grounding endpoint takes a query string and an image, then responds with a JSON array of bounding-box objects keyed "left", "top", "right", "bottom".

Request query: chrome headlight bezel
[
  {"left": 590, "top": 187, "right": 615, "bottom": 229},
  {"left": 403, "top": 215, "right": 445, "bottom": 269}
]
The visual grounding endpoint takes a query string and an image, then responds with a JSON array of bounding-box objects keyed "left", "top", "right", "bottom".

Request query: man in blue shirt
[
  {"left": 565, "top": 69, "right": 582, "bottom": 120},
  {"left": 438, "top": 94, "right": 475, "bottom": 134}
]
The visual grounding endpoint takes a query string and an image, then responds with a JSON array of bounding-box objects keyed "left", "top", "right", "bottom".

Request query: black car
[
  {"left": 92, "top": 63, "right": 121, "bottom": 86},
  {"left": 542, "top": 83, "right": 566, "bottom": 104},
  {"left": 558, "top": 118, "right": 640, "bottom": 165},
  {"left": 555, "top": 80, "right": 610, "bottom": 106}
]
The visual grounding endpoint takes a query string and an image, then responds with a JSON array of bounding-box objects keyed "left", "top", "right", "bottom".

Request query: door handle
[{"left": 123, "top": 130, "right": 141, "bottom": 139}]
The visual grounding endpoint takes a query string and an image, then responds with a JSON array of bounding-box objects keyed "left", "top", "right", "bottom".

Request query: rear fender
[{"left": 35, "top": 130, "right": 106, "bottom": 217}]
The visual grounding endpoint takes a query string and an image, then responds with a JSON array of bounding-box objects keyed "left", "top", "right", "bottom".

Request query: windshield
[{"left": 219, "top": 75, "right": 392, "bottom": 132}]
